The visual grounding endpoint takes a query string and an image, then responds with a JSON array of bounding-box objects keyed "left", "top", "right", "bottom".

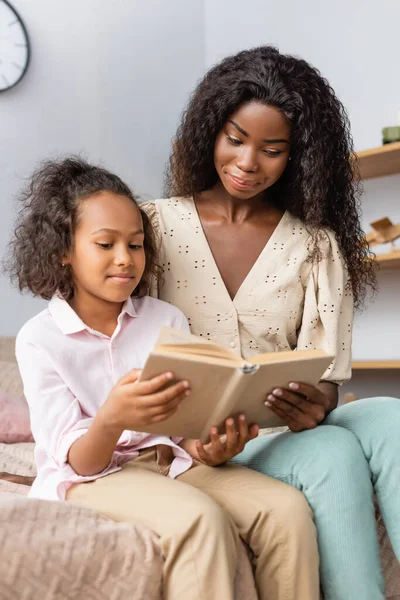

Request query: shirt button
[{"left": 229, "top": 341, "right": 236, "bottom": 348}]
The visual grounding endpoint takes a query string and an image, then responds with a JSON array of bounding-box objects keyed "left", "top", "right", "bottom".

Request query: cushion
[
  {"left": 0, "top": 392, "right": 33, "bottom": 443},
  {"left": 0, "top": 360, "right": 24, "bottom": 396}
]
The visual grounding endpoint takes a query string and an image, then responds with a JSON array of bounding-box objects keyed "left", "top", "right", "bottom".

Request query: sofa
[
  {"left": 0, "top": 336, "right": 257, "bottom": 600},
  {"left": 0, "top": 336, "right": 399, "bottom": 599}
]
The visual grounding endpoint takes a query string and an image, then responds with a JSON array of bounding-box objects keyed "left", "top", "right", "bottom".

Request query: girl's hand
[
  {"left": 98, "top": 369, "right": 191, "bottom": 432},
  {"left": 265, "top": 382, "right": 331, "bottom": 432},
  {"left": 180, "top": 415, "right": 259, "bottom": 467}
]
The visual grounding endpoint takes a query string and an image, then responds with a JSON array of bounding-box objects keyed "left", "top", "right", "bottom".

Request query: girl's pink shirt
[{"left": 16, "top": 295, "right": 193, "bottom": 501}]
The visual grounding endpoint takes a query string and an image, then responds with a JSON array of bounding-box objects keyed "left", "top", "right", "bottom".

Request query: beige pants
[{"left": 67, "top": 448, "right": 319, "bottom": 600}]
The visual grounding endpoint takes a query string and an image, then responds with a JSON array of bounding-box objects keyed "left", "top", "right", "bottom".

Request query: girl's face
[
  {"left": 214, "top": 100, "right": 291, "bottom": 200},
  {"left": 64, "top": 191, "right": 145, "bottom": 307}
]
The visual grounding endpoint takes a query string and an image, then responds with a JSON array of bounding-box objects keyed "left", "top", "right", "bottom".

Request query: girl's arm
[
  {"left": 16, "top": 340, "right": 190, "bottom": 477},
  {"left": 67, "top": 416, "right": 123, "bottom": 477},
  {"left": 68, "top": 369, "right": 190, "bottom": 476}
]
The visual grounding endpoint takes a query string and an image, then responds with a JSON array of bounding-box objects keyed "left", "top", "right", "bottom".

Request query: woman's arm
[
  {"left": 266, "top": 230, "right": 351, "bottom": 432},
  {"left": 317, "top": 381, "right": 338, "bottom": 412}
]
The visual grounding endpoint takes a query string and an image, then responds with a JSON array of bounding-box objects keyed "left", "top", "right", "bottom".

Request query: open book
[{"left": 139, "top": 327, "right": 333, "bottom": 442}]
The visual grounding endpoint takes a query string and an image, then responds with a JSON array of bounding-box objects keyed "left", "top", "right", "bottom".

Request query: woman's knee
[
  {"left": 327, "top": 397, "right": 400, "bottom": 434},
  {"left": 295, "top": 425, "right": 370, "bottom": 484}
]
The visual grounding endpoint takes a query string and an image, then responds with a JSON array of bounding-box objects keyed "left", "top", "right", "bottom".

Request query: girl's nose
[{"left": 114, "top": 247, "right": 133, "bottom": 266}]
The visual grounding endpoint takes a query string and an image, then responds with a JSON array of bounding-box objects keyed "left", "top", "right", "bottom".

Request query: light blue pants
[{"left": 231, "top": 397, "right": 400, "bottom": 600}]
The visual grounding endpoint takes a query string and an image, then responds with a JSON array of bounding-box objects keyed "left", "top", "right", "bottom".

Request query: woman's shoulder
[
  {"left": 141, "top": 197, "right": 194, "bottom": 219},
  {"left": 285, "top": 211, "right": 340, "bottom": 255}
]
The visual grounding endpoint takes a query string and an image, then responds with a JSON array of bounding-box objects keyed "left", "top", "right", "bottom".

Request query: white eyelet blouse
[{"left": 143, "top": 197, "right": 353, "bottom": 385}]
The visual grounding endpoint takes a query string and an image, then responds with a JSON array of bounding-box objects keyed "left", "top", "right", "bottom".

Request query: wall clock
[{"left": 0, "top": 0, "right": 30, "bottom": 92}]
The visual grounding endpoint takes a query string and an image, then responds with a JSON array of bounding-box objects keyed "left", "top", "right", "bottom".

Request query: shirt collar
[{"left": 49, "top": 294, "right": 138, "bottom": 335}]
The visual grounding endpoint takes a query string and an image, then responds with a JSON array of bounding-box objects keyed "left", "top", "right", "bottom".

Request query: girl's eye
[
  {"left": 97, "top": 243, "right": 113, "bottom": 249},
  {"left": 263, "top": 150, "right": 283, "bottom": 157},
  {"left": 129, "top": 244, "right": 143, "bottom": 250},
  {"left": 226, "top": 135, "right": 241, "bottom": 145}
]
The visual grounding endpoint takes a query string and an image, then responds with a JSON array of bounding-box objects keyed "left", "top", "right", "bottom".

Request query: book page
[
  {"left": 247, "top": 348, "right": 331, "bottom": 365},
  {"left": 155, "top": 326, "right": 239, "bottom": 362},
  {"left": 154, "top": 348, "right": 243, "bottom": 367},
  {"left": 157, "top": 343, "right": 243, "bottom": 363}
]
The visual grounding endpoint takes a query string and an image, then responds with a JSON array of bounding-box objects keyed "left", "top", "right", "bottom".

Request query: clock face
[{"left": 0, "top": 0, "right": 30, "bottom": 92}]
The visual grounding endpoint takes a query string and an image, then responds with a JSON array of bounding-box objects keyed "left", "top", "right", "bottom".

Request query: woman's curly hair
[
  {"left": 4, "top": 156, "right": 161, "bottom": 300},
  {"left": 165, "top": 45, "right": 375, "bottom": 308}
]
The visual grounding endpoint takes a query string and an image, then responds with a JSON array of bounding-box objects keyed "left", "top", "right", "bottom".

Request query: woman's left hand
[
  {"left": 179, "top": 415, "right": 259, "bottom": 467},
  {"left": 265, "top": 382, "right": 332, "bottom": 432}
]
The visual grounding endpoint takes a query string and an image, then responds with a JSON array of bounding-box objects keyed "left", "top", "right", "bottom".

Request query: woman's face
[{"left": 214, "top": 100, "right": 291, "bottom": 200}]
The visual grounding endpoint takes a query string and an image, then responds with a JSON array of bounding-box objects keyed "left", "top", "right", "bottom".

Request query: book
[{"left": 139, "top": 327, "right": 334, "bottom": 442}]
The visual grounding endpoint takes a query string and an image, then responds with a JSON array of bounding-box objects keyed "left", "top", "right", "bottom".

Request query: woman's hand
[
  {"left": 180, "top": 415, "right": 259, "bottom": 467},
  {"left": 264, "top": 382, "right": 337, "bottom": 432}
]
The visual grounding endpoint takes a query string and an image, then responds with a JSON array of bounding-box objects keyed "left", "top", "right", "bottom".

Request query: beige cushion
[
  {"left": 0, "top": 361, "right": 24, "bottom": 396},
  {"left": 0, "top": 337, "right": 16, "bottom": 363}
]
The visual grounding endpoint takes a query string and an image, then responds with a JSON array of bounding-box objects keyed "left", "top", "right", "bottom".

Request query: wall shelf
[
  {"left": 352, "top": 144, "right": 400, "bottom": 377},
  {"left": 352, "top": 361, "right": 400, "bottom": 370},
  {"left": 374, "top": 250, "right": 400, "bottom": 269},
  {"left": 356, "top": 141, "right": 400, "bottom": 179}
]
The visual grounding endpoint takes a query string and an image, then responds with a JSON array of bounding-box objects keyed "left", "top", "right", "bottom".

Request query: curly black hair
[
  {"left": 4, "top": 156, "right": 161, "bottom": 300},
  {"left": 165, "top": 45, "right": 375, "bottom": 308}
]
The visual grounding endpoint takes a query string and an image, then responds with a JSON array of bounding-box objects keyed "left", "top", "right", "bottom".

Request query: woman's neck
[
  {"left": 68, "top": 291, "right": 124, "bottom": 338},
  {"left": 195, "top": 181, "right": 277, "bottom": 224}
]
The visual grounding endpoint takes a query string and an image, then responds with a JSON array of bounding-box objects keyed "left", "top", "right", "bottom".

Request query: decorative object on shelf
[
  {"left": 366, "top": 217, "right": 400, "bottom": 252},
  {"left": 382, "top": 126, "right": 400, "bottom": 145},
  {"left": 0, "top": 0, "right": 30, "bottom": 92},
  {"left": 382, "top": 111, "right": 400, "bottom": 145}
]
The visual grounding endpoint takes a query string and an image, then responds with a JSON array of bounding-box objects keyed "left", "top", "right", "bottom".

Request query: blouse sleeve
[
  {"left": 15, "top": 338, "right": 146, "bottom": 472},
  {"left": 296, "top": 230, "right": 354, "bottom": 385},
  {"left": 15, "top": 338, "right": 94, "bottom": 469}
]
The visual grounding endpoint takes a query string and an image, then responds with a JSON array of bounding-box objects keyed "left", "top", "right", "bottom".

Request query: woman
[{"left": 144, "top": 46, "right": 400, "bottom": 600}]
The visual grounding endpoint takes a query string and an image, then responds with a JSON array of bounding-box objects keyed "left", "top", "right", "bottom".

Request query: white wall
[
  {"left": 205, "top": 0, "right": 400, "bottom": 399},
  {"left": 2, "top": 0, "right": 399, "bottom": 398},
  {"left": 0, "top": 0, "right": 204, "bottom": 335}
]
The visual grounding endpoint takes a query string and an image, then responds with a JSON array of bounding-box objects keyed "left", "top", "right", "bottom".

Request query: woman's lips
[{"left": 226, "top": 173, "right": 258, "bottom": 190}]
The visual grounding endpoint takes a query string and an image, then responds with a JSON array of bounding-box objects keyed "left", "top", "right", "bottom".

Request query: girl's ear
[{"left": 61, "top": 251, "right": 72, "bottom": 267}]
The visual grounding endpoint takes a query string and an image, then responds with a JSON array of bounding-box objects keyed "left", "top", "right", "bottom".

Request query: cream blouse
[{"left": 143, "top": 197, "right": 353, "bottom": 385}]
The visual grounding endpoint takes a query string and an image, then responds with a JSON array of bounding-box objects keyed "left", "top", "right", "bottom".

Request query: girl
[
  {"left": 143, "top": 46, "right": 400, "bottom": 600},
  {"left": 6, "top": 156, "right": 320, "bottom": 600}
]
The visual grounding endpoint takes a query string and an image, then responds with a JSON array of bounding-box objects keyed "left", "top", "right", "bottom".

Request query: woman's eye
[
  {"left": 97, "top": 243, "right": 113, "bottom": 249},
  {"left": 263, "top": 150, "right": 282, "bottom": 157},
  {"left": 227, "top": 135, "right": 241, "bottom": 145}
]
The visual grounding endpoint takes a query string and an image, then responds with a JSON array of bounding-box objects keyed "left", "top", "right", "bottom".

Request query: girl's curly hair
[
  {"left": 165, "top": 45, "right": 375, "bottom": 308},
  {"left": 4, "top": 156, "right": 161, "bottom": 300}
]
